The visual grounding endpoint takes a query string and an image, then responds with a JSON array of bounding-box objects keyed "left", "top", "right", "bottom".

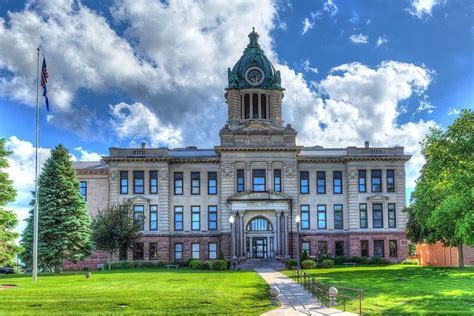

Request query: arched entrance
[{"left": 246, "top": 217, "right": 274, "bottom": 259}]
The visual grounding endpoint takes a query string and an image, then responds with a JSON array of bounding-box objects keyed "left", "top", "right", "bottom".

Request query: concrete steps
[{"left": 236, "top": 258, "right": 286, "bottom": 270}]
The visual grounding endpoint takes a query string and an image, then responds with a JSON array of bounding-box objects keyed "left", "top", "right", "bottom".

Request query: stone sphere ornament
[
  {"left": 270, "top": 286, "right": 280, "bottom": 298},
  {"left": 328, "top": 287, "right": 338, "bottom": 306},
  {"left": 85, "top": 272, "right": 92, "bottom": 279}
]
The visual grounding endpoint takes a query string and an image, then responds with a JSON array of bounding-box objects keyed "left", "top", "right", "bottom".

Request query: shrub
[
  {"left": 334, "top": 256, "right": 346, "bottom": 265},
  {"left": 401, "top": 258, "right": 419, "bottom": 265},
  {"left": 285, "top": 259, "right": 298, "bottom": 269},
  {"left": 301, "top": 260, "right": 316, "bottom": 269},
  {"left": 321, "top": 259, "right": 335, "bottom": 268},
  {"left": 211, "top": 260, "right": 227, "bottom": 271},
  {"left": 218, "top": 252, "right": 226, "bottom": 261},
  {"left": 301, "top": 250, "right": 310, "bottom": 262},
  {"left": 200, "top": 261, "right": 212, "bottom": 270},
  {"left": 189, "top": 260, "right": 202, "bottom": 270}
]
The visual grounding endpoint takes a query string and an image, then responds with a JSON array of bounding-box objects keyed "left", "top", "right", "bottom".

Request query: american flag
[{"left": 41, "top": 57, "right": 49, "bottom": 111}]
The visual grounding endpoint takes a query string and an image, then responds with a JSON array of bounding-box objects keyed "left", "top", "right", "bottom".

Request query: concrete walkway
[{"left": 256, "top": 268, "right": 357, "bottom": 316}]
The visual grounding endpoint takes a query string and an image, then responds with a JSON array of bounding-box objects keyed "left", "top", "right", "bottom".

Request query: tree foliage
[
  {"left": 91, "top": 199, "right": 143, "bottom": 270},
  {"left": 20, "top": 144, "right": 93, "bottom": 272},
  {"left": 405, "top": 109, "right": 474, "bottom": 268}
]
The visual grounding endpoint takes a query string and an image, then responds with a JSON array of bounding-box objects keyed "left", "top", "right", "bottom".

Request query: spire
[{"left": 248, "top": 27, "right": 259, "bottom": 47}]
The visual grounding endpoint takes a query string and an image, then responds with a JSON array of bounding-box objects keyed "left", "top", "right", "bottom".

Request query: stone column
[
  {"left": 258, "top": 93, "right": 261, "bottom": 118},
  {"left": 275, "top": 212, "right": 281, "bottom": 256},
  {"left": 240, "top": 212, "right": 245, "bottom": 257},
  {"left": 284, "top": 214, "right": 289, "bottom": 256}
]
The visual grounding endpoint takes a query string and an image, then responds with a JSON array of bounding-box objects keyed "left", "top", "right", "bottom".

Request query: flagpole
[{"left": 33, "top": 47, "right": 40, "bottom": 282}]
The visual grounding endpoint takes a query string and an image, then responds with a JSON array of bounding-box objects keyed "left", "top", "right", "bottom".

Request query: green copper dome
[{"left": 227, "top": 28, "right": 283, "bottom": 90}]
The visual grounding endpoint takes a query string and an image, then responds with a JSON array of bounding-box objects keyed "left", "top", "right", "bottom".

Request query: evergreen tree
[
  {"left": 0, "top": 138, "right": 19, "bottom": 266},
  {"left": 20, "top": 144, "right": 93, "bottom": 272}
]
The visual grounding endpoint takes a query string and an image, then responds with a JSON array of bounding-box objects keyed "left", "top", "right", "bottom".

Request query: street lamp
[
  {"left": 229, "top": 215, "right": 235, "bottom": 270},
  {"left": 295, "top": 214, "right": 301, "bottom": 268}
]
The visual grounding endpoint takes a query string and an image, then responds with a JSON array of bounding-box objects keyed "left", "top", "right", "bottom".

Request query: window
[
  {"left": 244, "top": 94, "right": 250, "bottom": 119},
  {"left": 274, "top": 169, "right": 282, "bottom": 192},
  {"left": 358, "top": 170, "right": 366, "bottom": 193},
  {"left": 192, "top": 243, "right": 200, "bottom": 259},
  {"left": 149, "top": 171, "right": 158, "bottom": 194},
  {"left": 208, "top": 172, "right": 217, "bottom": 195},
  {"left": 388, "top": 203, "right": 396, "bottom": 228},
  {"left": 174, "top": 243, "right": 183, "bottom": 260},
  {"left": 371, "top": 169, "right": 382, "bottom": 192},
  {"left": 191, "top": 206, "right": 200, "bottom": 231},
  {"left": 300, "top": 205, "right": 310, "bottom": 230},
  {"left": 133, "top": 242, "right": 144, "bottom": 260},
  {"left": 335, "top": 241, "right": 344, "bottom": 257},
  {"left": 174, "top": 206, "right": 183, "bottom": 231},
  {"left": 261, "top": 94, "right": 267, "bottom": 119},
  {"left": 191, "top": 172, "right": 200, "bottom": 195},
  {"left": 133, "top": 205, "right": 144, "bottom": 230},
  {"left": 149, "top": 242, "right": 158, "bottom": 260},
  {"left": 360, "top": 240, "right": 369, "bottom": 257},
  {"left": 133, "top": 171, "right": 144, "bottom": 194},
  {"left": 373, "top": 203, "right": 383, "bottom": 228},
  {"left": 80, "top": 181, "right": 87, "bottom": 200},
  {"left": 387, "top": 169, "right": 395, "bottom": 192},
  {"left": 237, "top": 169, "right": 245, "bottom": 192},
  {"left": 300, "top": 171, "right": 309, "bottom": 194},
  {"left": 318, "top": 241, "right": 328, "bottom": 256},
  {"left": 174, "top": 172, "right": 183, "bottom": 195},
  {"left": 209, "top": 242, "right": 217, "bottom": 259},
  {"left": 120, "top": 171, "right": 128, "bottom": 194},
  {"left": 333, "top": 171, "right": 342, "bottom": 194},
  {"left": 252, "top": 169, "right": 266, "bottom": 192},
  {"left": 247, "top": 217, "right": 272, "bottom": 231},
  {"left": 359, "top": 203, "right": 368, "bottom": 228},
  {"left": 252, "top": 93, "right": 259, "bottom": 118},
  {"left": 389, "top": 240, "right": 398, "bottom": 257},
  {"left": 302, "top": 241, "right": 310, "bottom": 255},
  {"left": 317, "top": 171, "right": 326, "bottom": 194},
  {"left": 317, "top": 205, "right": 327, "bottom": 229},
  {"left": 374, "top": 240, "right": 384, "bottom": 257},
  {"left": 149, "top": 205, "right": 158, "bottom": 231},
  {"left": 204, "top": 206, "right": 216, "bottom": 232},
  {"left": 334, "top": 204, "right": 343, "bottom": 229}
]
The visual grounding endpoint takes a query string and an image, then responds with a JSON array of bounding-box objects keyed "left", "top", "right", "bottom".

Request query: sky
[{"left": 0, "top": 0, "right": 472, "bottom": 233}]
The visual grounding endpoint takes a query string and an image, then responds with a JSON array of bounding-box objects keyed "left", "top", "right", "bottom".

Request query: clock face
[{"left": 245, "top": 66, "right": 265, "bottom": 86}]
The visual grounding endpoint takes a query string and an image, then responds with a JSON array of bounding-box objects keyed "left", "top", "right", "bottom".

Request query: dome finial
[{"left": 248, "top": 27, "right": 259, "bottom": 47}]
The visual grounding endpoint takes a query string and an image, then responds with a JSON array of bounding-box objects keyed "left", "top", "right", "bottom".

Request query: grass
[
  {"left": 0, "top": 268, "right": 274, "bottom": 315},
  {"left": 284, "top": 264, "right": 474, "bottom": 314}
]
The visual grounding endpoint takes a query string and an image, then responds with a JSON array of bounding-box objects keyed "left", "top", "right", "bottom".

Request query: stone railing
[
  {"left": 346, "top": 146, "right": 405, "bottom": 157},
  {"left": 109, "top": 148, "right": 170, "bottom": 158}
]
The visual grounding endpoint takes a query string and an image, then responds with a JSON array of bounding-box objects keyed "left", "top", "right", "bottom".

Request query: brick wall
[{"left": 417, "top": 242, "right": 474, "bottom": 267}]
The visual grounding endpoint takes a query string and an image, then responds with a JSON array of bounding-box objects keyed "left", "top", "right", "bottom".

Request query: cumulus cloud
[
  {"left": 74, "top": 147, "right": 103, "bottom": 161},
  {"left": 376, "top": 36, "right": 388, "bottom": 47},
  {"left": 302, "top": 17, "right": 314, "bottom": 35},
  {"left": 323, "top": 0, "right": 338, "bottom": 17},
  {"left": 350, "top": 33, "right": 369, "bottom": 44},
  {"left": 302, "top": 59, "right": 319, "bottom": 74},
  {"left": 447, "top": 107, "right": 461, "bottom": 116},
  {"left": 407, "top": 0, "right": 445, "bottom": 19},
  {"left": 416, "top": 96, "right": 435, "bottom": 113}
]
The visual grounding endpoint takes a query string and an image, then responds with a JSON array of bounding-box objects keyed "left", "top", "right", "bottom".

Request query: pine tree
[
  {"left": 20, "top": 144, "right": 93, "bottom": 272},
  {"left": 0, "top": 138, "right": 19, "bottom": 266}
]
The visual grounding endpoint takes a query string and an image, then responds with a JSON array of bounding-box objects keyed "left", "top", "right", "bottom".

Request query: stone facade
[{"left": 72, "top": 29, "right": 410, "bottom": 269}]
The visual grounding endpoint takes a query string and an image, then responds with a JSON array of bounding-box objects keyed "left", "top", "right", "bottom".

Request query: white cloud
[
  {"left": 350, "top": 33, "right": 369, "bottom": 44},
  {"left": 417, "top": 96, "right": 435, "bottom": 113},
  {"left": 302, "top": 59, "right": 319, "bottom": 74},
  {"left": 376, "top": 36, "right": 388, "bottom": 47},
  {"left": 323, "top": 0, "right": 338, "bottom": 17},
  {"left": 74, "top": 147, "right": 103, "bottom": 161},
  {"left": 302, "top": 17, "right": 314, "bottom": 35},
  {"left": 407, "top": 0, "right": 445, "bottom": 19},
  {"left": 447, "top": 107, "right": 461, "bottom": 115}
]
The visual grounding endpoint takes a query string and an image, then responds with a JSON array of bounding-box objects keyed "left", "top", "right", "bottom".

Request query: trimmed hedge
[
  {"left": 321, "top": 259, "right": 335, "bottom": 268},
  {"left": 189, "top": 260, "right": 203, "bottom": 270},
  {"left": 211, "top": 260, "right": 227, "bottom": 270},
  {"left": 285, "top": 259, "right": 298, "bottom": 270},
  {"left": 110, "top": 261, "right": 168, "bottom": 269},
  {"left": 401, "top": 258, "right": 419, "bottom": 265},
  {"left": 301, "top": 260, "right": 316, "bottom": 269}
]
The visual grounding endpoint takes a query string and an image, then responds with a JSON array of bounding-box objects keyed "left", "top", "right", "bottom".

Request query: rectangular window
[
  {"left": 191, "top": 206, "right": 200, "bottom": 231},
  {"left": 318, "top": 241, "right": 328, "bottom": 256},
  {"left": 174, "top": 243, "right": 183, "bottom": 260},
  {"left": 120, "top": 171, "right": 128, "bottom": 194},
  {"left": 388, "top": 203, "right": 396, "bottom": 228},
  {"left": 334, "top": 204, "right": 343, "bottom": 229},
  {"left": 374, "top": 240, "right": 385, "bottom": 257},
  {"left": 274, "top": 169, "right": 282, "bottom": 192},
  {"left": 149, "top": 205, "right": 158, "bottom": 231},
  {"left": 80, "top": 181, "right": 87, "bottom": 200},
  {"left": 174, "top": 172, "right": 183, "bottom": 195},
  {"left": 252, "top": 169, "right": 266, "bottom": 192},
  {"left": 335, "top": 241, "right": 344, "bottom": 257},
  {"left": 373, "top": 203, "right": 383, "bottom": 228},
  {"left": 209, "top": 242, "right": 217, "bottom": 259},
  {"left": 237, "top": 169, "right": 245, "bottom": 192},
  {"left": 358, "top": 170, "right": 366, "bottom": 193},
  {"left": 359, "top": 203, "right": 368, "bottom": 228},
  {"left": 174, "top": 206, "right": 183, "bottom": 231},
  {"left": 317, "top": 171, "right": 326, "bottom": 194},
  {"left": 360, "top": 240, "right": 369, "bottom": 257},
  {"left": 387, "top": 169, "right": 395, "bottom": 192},
  {"left": 133, "top": 242, "right": 144, "bottom": 260},
  {"left": 133, "top": 205, "right": 144, "bottom": 230},
  {"left": 300, "top": 171, "right": 309, "bottom": 194},
  {"left": 371, "top": 169, "right": 382, "bottom": 192},
  {"left": 208, "top": 206, "right": 217, "bottom": 231},
  {"left": 149, "top": 242, "right": 158, "bottom": 260},
  {"left": 192, "top": 243, "right": 200, "bottom": 259},
  {"left": 333, "top": 171, "right": 342, "bottom": 194},
  {"left": 133, "top": 171, "right": 144, "bottom": 194},
  {"left": 302, "top": 241, "right": 310, "bottom": 255},
  {"left": 389, "top": 240, "right": 398, "bottom": 257},
  {"left": 191, "top": 172, "right": 200, "bottom": 195},
  {"left": 208, "top": 172, "right": 217, "bottom": 195},
  {"left": 317, "top": 205, "right": 327, "bottom": 229},
  {"left": 149, "top": 171, "right": 158, "bottom": 194},
  {"left": 300, "top": 205, "right": 310, "bottom": 230}
]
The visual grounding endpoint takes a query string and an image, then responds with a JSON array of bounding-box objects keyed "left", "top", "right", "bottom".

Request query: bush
[
  {"left": 334, "top": 256, "right": 346, "bottom": 265},
  {"left": 211, "top": 260, "right": 227, "bottom": 270},
  {"left": 218, "top": 252, "right": 226, "bottom": 261},
  {"left": 189, "top": 259, "right": 202, "bottom": 270},
  {"left": 321, "top": 259, "right": 335, "bottom": 268},
  {"left": 301, "top": 260, "right": 316, "bottom": 269},
  {"left": 285, "top": 259, "right": 298, "bottom": 269},
  {"left": 401, "top": 258, "right": 419, "bottom": 265},
  {"left": 200, "top": 261, "right": 212, "bottom": 270},
  {"left": 301, "top": 250, "right": 310, "bottom": 262}
]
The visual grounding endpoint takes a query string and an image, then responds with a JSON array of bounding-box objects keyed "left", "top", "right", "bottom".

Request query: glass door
[{"left": 252, "top": 237, "right": 267, "bottom": 259}]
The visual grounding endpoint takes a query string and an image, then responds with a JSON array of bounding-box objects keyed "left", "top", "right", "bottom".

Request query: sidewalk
[{"left": 255, "top": 268, "right": 357, "bottom": 316}]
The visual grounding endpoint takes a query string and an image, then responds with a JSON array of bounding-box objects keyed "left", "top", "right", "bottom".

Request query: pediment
[
  {"left": 227, "top": 190, "right": 292, "bottom": 202},
  {"left": 366, "top": 194, "right": 389, "bottom": 202},
  {"left": 130, "top": 196, "right": 150, "bottom": 203}
]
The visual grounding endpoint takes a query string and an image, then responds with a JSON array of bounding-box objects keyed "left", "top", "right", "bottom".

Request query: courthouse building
[{"left": 74, "top": 29, "right": 410, "bottom": 265}]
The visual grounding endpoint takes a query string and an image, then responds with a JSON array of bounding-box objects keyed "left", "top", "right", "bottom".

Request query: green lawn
[
  {"left": 0, "top": 269, "right": 274, "bottom": 315},
  {"left": 284, "top": 264, "right": 474, "bottom": 314}
]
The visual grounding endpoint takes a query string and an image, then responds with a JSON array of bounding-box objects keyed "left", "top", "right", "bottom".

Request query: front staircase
[{"left": 236, "top": 258, "right": 285, "bottom": 270}]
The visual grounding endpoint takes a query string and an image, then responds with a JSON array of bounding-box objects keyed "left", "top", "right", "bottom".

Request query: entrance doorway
[{"left": 252, "top": 237, "right": 267, "bottom": 258}]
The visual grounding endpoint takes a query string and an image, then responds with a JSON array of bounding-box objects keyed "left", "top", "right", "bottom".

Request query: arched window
[
  {"left": 247, "top": 217, "right": 273, "bottom": 231},
  {"left": 244, "top": 94, "right": 250, "bottom": 119},
  {"left": 261, "top": 94, "right": 267, "bottom": 119},
  {"left": 252, "top": 93, "right": 259, "bottom": 118}
]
